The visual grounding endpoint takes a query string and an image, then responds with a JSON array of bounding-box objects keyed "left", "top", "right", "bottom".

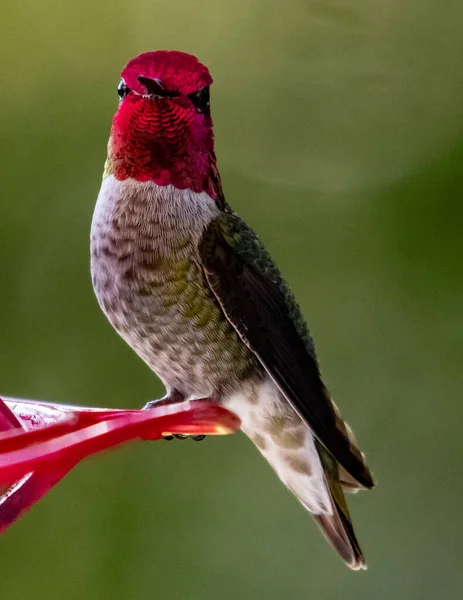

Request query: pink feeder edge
[{"left": 0, "top": 396, "right": 240, "bottom": 534}]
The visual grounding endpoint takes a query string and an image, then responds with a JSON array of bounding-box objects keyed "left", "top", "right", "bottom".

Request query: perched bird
[{"left": 91, "top": 50, "right": 374, "bottom": 569}]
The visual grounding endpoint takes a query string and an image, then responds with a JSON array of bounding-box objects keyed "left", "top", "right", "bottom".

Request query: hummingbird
[{"left": 91, "top": 50, "right": 374, "bottom": 569}]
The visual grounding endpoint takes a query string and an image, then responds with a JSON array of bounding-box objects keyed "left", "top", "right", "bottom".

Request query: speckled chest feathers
[{"left": 91, "top": 176, "right": 259, "bottom": 398}]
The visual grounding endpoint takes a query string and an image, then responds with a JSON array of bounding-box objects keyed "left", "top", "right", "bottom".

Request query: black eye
[
  {"left": 188, "top": 86, "right": 210, "bottom": 113},
  {"left": 118, "top": 79, "right": 130, "bottom": 100}
]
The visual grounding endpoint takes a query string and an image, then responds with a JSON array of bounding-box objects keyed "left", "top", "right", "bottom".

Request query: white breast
[{"left": 91, "top": 175, "right": 220, "bottom": 253}]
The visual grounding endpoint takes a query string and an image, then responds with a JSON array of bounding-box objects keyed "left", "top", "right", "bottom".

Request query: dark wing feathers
[{"left": 199, "top": 213, "right": 374, "bottom": 490}]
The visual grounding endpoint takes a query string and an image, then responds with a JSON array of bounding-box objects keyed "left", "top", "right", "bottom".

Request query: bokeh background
[{"left": 1, "top": 1, "right": 462, "bottom": 598}]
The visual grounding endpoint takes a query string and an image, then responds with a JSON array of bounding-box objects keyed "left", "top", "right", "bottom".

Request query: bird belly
[
  {"left": 98, "top": 255, "right": 255, "bottom": 397},
  {"left": 91, "top": 177, "right": 258, "bottom": 398}
]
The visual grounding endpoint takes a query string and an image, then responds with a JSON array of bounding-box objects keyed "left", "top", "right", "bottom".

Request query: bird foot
[
  {"left": 163, "top": 433, "right": 206, "bottom": 442},
  {"left": 142, "top": 393, "right": 207, "bottom": 441}
]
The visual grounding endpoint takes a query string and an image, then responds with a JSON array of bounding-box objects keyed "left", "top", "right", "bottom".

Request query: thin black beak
[{"left": 137, "top": 76, "right": 180, "bottom": 98}]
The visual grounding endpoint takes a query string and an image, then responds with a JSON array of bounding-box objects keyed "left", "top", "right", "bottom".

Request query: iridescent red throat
[{"left": 106, "top": 94, "right": 221, "bottom": 200}]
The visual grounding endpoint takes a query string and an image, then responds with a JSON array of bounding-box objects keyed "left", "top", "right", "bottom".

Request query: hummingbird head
[{"left": 106, "top": 51, "right": 221, "bottom": 198}]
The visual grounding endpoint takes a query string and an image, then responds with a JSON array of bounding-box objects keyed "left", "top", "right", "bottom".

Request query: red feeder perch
[{"left": 0, "top": 396, "right": 240, "bottom": 534}]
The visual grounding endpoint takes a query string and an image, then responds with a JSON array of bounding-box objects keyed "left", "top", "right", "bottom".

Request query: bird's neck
[{"left": 103, "top": 133, "right": 223, "bottom": 203}]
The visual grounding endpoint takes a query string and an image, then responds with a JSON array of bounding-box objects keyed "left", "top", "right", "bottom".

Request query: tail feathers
[
  {"left": 233, "top": 382, "right": 370, "bottom": 570},
  {"left": 338, "top": 464, "right": 365, "bottom": 494},
  {"left": 313, "top": 501, "right": 366, "bottom": 570},
  {"left": 315, "top": 440, "right": 367, "bottom": 570},
  {"left": 244, "top": 422, "right": 368, "bottom": 569}
]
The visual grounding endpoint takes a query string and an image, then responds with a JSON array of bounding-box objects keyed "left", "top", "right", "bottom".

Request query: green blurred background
[{"left": 1, "top": 1, "right": 462, "bottom": 598}]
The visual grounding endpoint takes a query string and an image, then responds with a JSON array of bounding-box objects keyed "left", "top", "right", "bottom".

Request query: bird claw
[
  {"left": 145, "top": 394, "right": 208, "bottom": 441},
  {"left": 162, "top": 433, "right": 206, "bottom": 441}
]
